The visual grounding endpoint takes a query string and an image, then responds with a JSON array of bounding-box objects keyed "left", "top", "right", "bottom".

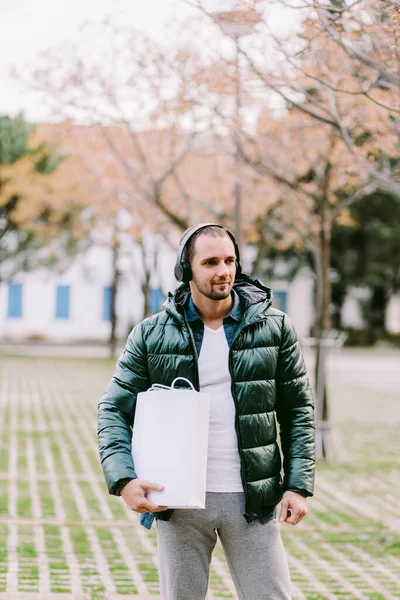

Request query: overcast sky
[
  {"left": 0, "top": 0, "right": 199, "bottom": 119},
  {"left": 0, "top": 0, "right": 293, "bottom": 121}
]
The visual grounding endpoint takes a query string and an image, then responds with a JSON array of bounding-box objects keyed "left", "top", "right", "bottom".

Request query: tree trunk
[
  {"left": 137, "top": 236, "right": 152, "bottom": 321},
  {"left": 331, "top": 279, "right": 347, "bottom": 330},
  {"left": 109, "top": 241, "right": 121, "bottom": 359},
  {"left": 141, "top": 279, "right": 151, "bottom": 320},
  {"left": 313, "top": 200, "right": 332, "bottom": 460},
  {"left": 365, "top": 284, "right": 389, "bottom": 345}
]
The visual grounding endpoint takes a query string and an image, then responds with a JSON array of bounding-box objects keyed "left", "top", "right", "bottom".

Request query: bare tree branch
[
  {"left": 237, "top": 47, "right": 340, "bottom": 127},
  {"left": 327, "top": 87, "right": 400, "bottom": 198},
  {"left": 363, "top": 91, "right": 400, "bottom": 114},
  {"left": 157, "top": 133, "right": 196, "bottom": 185},
  {"left": 98, "top": 124, "right": 152, "bottom": 200},
  {"left": 152, "top": 181, "right": 188, "bottom": 230},
  {"left": 236, "top": 135, "right": 321, "bottom": 203},
  {"left": 331, "top": 183, "right": 377, "bottom": 223},
  {"left": 318, "top": 11, "right": 400, "bottom": 88}
]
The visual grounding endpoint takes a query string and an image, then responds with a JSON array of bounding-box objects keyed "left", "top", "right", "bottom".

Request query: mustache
[{"left": 212, "top": 278, "right": 231, "bottom": 284}]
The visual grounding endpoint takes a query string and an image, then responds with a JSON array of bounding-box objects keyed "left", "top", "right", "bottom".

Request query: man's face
[{"left": 190, "top": 234, "right": 237, "bottom": 301}]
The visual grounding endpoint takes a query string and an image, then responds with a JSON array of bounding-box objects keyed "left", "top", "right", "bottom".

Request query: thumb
[
  {"left": 140, "top": 481, "right": 164, "bottom": 492},
  {"left": 279, "top": 498, "right": 289, "bottom": 522}
]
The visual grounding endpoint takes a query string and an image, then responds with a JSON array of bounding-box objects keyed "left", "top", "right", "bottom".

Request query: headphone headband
[{"left": 174, "top": 223, "right": 242, "bottom": 283}]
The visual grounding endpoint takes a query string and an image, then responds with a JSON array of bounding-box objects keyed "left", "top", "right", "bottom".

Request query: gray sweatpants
[{"left": 157, "top": 492, "right": 291, "bottom": 600}]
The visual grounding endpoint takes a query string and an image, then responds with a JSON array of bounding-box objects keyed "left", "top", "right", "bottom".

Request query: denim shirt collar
[{"left": 186, "top": 289, "right": 242, "bottom": 323}]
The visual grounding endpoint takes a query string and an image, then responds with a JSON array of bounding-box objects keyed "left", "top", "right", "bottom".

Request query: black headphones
[{"left": 174, "top": 223, "right": 242, "bottom": 283}]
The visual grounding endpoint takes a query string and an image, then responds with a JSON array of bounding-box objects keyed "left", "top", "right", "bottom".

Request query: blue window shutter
[
  {"left": 274, "top": 291, "right": 288, "bottom": 314},
  {"left": 7, "top": 283, "right": 22, "bottom": 318},
  {"left": 55, "top": 285, "right": 70, "bottom": 319},
  {"left": 150, "top": 287, "right": 163, "bottom": 313},
  {"left": 103, "top": 286, "right": 112, "bottom": 321}
]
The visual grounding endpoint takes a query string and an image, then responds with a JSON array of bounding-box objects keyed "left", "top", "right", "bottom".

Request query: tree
[
  {"left": 188, "top": 0, "right": 399, "bottom": 459},
  {"left": 19, "top": 15, "right": 280, "bottom": 236},
  {"left": 37, "top": 120, "right": 178, "bottom": 356},
  {"left": 18, "top": 19, "right": 262, "bottom": 355},
  {"left": 19, "top": 19, "right": 214, "bottom": 229},
  {"left": 0, "top": 114, "right": 87, "bottom": 281},
  {"left": 332, "top": 192, "right": 400, "bottom": 343},
  {"left": 18, "top": 3, "right": 399, "bottom": 398}
]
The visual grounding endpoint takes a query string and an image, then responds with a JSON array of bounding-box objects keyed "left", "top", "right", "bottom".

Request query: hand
[
  {"left": 120, "top": 479, "right": 168, "bottom": 514},
  {"left": 279, "top": 491, "right": 308, "bottom": 526}
]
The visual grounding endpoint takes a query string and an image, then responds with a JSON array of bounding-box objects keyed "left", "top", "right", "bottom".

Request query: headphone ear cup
[
  {"left": 235, "top": 259, "right": 242, "bottom": 277},
  {"left": 181, "top": 260, "right": 192, "bottom": 283},
  {"left": 174, "top": 260, "right": 192, "bottom": 283},
  {"left": 174, "top": 263, "right": 184, "bottom": 282}
]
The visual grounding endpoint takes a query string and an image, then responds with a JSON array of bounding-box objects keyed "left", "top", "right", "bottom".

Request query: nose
[{"left": 216, "top": 261, "right": 230, "bottom": 278}]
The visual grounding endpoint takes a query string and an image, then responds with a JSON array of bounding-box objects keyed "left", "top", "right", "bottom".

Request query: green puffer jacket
[{"left": 98, "top": 275, "right": 315, "bottom": 524}]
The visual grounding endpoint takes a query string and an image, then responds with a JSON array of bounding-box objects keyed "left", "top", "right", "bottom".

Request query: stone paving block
[
  {"left": 0, "top": 595, "right": 160, "bottom": 599},
  {"left": 0, "top": 354, "right": 399, "bottom": 600}
]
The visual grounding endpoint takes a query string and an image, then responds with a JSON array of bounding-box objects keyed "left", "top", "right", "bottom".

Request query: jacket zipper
[
  {"left": 228, "top": 348, "right": 251, "bottom": 520},
  {"left": 184, "top": 307, "right": 268, "bottom": 522},
  {"left": 182, "top": 314, "right": 200, "bottom": 391},
  {"left": 229, "top": 318, "right": 267, "bottom": 523},
  {"left": 184, "top": 312, "right": 251, "bottom": 516}
]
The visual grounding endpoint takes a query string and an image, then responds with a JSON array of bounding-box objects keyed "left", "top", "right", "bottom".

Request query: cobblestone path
[{"left": 0, "top": 354, "right": 399, "bottom": 600}]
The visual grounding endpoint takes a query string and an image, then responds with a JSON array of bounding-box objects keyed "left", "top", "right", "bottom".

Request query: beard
[{"left": 191, "top": 275, "right": 233, "bottom": 301}]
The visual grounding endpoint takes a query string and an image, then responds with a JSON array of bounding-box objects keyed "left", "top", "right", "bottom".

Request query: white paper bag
[{"left": 132, "top": 377, "right": 210, "bottom": 509}]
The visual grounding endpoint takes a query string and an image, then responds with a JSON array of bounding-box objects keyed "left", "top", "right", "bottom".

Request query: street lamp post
[
  {"left": 233, "top": 35, "right": 242, "bottom": 250},
  {"left": 210, "top": 3, "right": 262, "bottom": 253}
]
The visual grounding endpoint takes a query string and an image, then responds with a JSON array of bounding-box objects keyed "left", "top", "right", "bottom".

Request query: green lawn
[{"left": 0, "top": 351, "right": 399, "bottom": 599}]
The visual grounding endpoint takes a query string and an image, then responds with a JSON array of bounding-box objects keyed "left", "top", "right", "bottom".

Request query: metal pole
[
  {"left": 234, "top": 34, "right": 242, "bottom": 252},
  {"left": 315, "top": 334, "right": 326, "bottom": 460},
  {"left": 234, "top": 182, "right": 242, "bottom": 250}
]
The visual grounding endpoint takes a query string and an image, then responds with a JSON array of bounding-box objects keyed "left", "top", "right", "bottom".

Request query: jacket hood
[{"left": 163, "top": 273, "right": 273, "bottom": 322}]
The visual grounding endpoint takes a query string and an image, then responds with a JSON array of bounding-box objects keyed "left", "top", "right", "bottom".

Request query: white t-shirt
[{"left": 199, "top": 324, "right": 243, "bottom": 492}]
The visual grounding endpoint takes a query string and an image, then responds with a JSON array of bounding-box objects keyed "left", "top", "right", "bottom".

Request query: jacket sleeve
[
  {"left": 98, "top": 323, "right": 149, "bottom": 495},
  {"left": 275, "top": 314, "right": 315, "bottom": 497}
]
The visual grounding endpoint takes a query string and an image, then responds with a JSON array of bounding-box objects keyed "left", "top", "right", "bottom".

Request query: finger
[
  {"left": 140, "top": 481, "right": 164, "bottom": 492},
  {"left": 285, "top": 509, "right": 297, "bottom": 525},
  {"left": 294, "top": 508, "right": 307, "bottom": 526},
  {"left": 279, "top": 501, "right": 289, "bottom": 522},
  {"left": 293, "top": 513, "right": 305, "bottom": 526},
  {"left": 151, "top": 505, "right": 168, "bottom": 513},
  {"left": 136, "top": 504, "right": 168, "bottom": 513},
  {"left": 287, "top": 507, "right": 303, "bottom": 525},
  {"left": 135, "top": 498, "right": 165, "bottom": 513}
]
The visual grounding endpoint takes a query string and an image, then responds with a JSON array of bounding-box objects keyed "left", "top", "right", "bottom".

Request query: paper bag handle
[
  {"left": 148, "top": 377, "right": 195, "bottom": 392},
  {"left": 148, "top": 384, "right": 171, "bottom": 391},
  {"left": 171, "top": 377, "right": 195, "bottom": 390}
]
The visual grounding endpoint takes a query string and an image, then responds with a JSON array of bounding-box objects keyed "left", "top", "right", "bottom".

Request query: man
[{"left": 98, "top": 223, "right": 315, "bottom": 600}]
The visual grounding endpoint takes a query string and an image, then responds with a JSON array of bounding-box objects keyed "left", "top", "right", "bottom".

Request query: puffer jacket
[{"left": 98, "top": 275, "right": 315, "bottom": 525}]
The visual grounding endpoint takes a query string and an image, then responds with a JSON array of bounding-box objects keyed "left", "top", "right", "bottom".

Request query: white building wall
[
  {"left": 386, "top": 293, "right": 400, "bottom": 334},
  {"left": 0, "top": 241, "right": 178, "bottom": 344},
  {"left": 341, "top": 287, "right": 369, "bottom": 330},
  {"left": 285, "top": 272, "right": 314, "bottom": 339},
  {"left": 265, "top": 274, "right": 314, "bottom": 339},
  {"left": 0, "top": 247, "right": 120, "bottom": 343},
  {"left": 0, "top": 245, "right": 316, "bottom": 344}
]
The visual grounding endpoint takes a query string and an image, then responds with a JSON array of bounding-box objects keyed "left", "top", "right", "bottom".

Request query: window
[
  {"left": 103, "top": 286, "right": 112, "bottom": 321},
  {"left": 274, "top": 290, "right": 288, "bottom": 314},
  {"left": 150, "top": 287, "right": 164, "bottom": 314},
  {"left": 55, "top": 285, "right": 70, "bottom": 319},
  {"left": 7, "top": 282, "right": 22, "bottom": 318}
]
